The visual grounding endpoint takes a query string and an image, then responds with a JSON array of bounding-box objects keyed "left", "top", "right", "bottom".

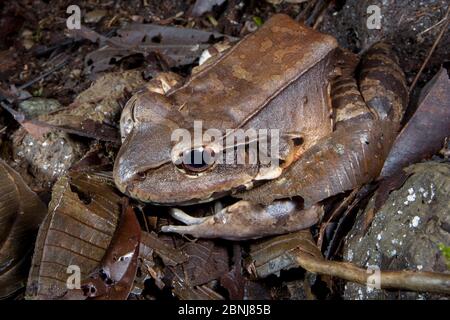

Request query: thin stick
[
  {"left": 317, "top": 187, "right": 360, "bottom": 250},
  {"left": 409, "top": 6, "right": 449, "bottom": 93},
  {"left": 296, "top": 0, "right": 316, "bottom": 22},
  {"left": 18, "top": 60, "right": 68, "bottom": 91},
  {"left": 312, "top": 0, "right": 331, "bottom": 30},
  {"left": 294, "top": 248, "right": 450, "bottom": 294}
]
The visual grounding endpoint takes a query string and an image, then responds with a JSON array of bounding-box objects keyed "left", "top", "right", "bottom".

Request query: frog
[{"left": 113, "top": 14, "right": 408, "bottom": 240}]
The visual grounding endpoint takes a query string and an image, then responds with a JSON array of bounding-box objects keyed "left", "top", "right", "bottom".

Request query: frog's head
[{"left": 113, "top": 91, "right": 284, "bottom": 205}]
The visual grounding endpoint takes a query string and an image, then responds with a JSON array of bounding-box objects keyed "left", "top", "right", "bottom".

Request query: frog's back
[{"left": 170, "top": 14, "right": 338, "bottom": 130}]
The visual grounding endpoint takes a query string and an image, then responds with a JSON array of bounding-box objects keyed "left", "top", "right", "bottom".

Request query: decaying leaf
[
  {"left": 0, "top": 160, "right": 47, "bottom": 299},
  {"left": 26, "top": 172, "right": 122, "bottom": 299},
  {"left": 131, "top": 231, "right": 158, "bottom": 295},
  {"left": 32, "top": 70, "right": 146, "bottom": 143},
  {"left": 70, "top": 143, "right": 114, "bottom": 173},
  {"left": 219, "top": 244, "right": 245, "bottom": 300},
  {"left": 139, "top": 231, "right": 188, "bottom": 267},
  {"left": 132, "top": 232, "right": 195, "bottom": 297},
  {"left": 133, "top": 229, "right": 228, "bottom": 298},
  {"left": 79, "top": 23, "right": 237, "bottom": 73},
  {"left": 81, "top": 201, "right": 141, "bottom": 300},
  {"left": 246, "top": 230, "right": 323, "bottom": 279},
  {"left": 172, "top": 282, "right": 224, "bottom": 300},
  {"left": 182, "top": 240, "right": 229, "bottom": 286},
  {"left": 381, "top": 68, "right": 450, "bottom": 178}
]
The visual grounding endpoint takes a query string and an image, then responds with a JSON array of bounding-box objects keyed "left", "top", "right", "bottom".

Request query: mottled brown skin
[
  {"left": 114, "top": 14, "right": 337, "bottom": 204},
  {"left": 113, "top": 15, "right": 408, "bottom": 240}
]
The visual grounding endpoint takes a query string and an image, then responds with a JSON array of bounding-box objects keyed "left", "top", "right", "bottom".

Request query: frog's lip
[
  {"left": 121, "top": 175, "right": 231, "bottom": 205},
  {"left": 134, "top": 190, "right": 231, "bottom": 206},
  {"left": 114, "top": 157, "right": 260, "bottom": 204}
]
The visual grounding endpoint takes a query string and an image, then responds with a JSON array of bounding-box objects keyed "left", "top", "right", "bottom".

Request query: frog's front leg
[{"left": 161, "top": 200, "right": 323, "bottom": 240}]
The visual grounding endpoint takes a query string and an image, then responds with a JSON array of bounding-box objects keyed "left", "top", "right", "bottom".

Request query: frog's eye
[{"left": 177, "top": 147, "right": 216, "bottom": 174}]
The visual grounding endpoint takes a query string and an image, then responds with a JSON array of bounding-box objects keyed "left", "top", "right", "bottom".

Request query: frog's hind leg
[
  {"left": 161, "top": 199, "right": 323, "bottom": 240},
  {"left": 331, "top": 49, "right": 374, "bottom": 127},
  {"left": 359, "top": 42, "right": 408, "bottom": 124}
]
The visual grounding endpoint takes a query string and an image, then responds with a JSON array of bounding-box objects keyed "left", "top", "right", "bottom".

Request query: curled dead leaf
[
  {"left": 0, "top": 160, "right": 47, "bottom": 299},
  {"left": 381, "top": 68, "right": 450, "bottom": 178},
  {"left": 81, "top": 201, "right": 141, "bottom": 300}
]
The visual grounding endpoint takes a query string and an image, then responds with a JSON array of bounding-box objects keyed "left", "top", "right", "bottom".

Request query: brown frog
[{"left": 113, "top": 14, "right": 408, "bottom": 240}]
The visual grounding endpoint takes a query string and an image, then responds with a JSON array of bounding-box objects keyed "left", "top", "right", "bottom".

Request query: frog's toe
[
  {"left": 160, "top": 200, "right": 323, "bottom": 241},
  {"left": 161, "top": 208, "right": 216, "bottom": 238},
  {"left": 168, "top": 208, "right": 209, "bottom": 225},
  {"left": 160, "top": 224, "right": 203, "bottom": 236}
]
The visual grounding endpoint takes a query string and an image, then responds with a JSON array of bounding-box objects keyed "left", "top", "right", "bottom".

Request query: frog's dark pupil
[{"left": 181, "top": 148, "right": 215, "bottom": 173}]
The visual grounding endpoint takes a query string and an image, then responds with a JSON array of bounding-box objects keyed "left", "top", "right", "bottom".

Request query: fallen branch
[{"left": 294, "top": 247, "right": 450, "bottom": 294}]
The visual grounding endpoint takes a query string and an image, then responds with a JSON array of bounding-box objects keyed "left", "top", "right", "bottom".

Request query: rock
[
  {"left": 343, "top": 161, "right": 450, "bottom": 299},
  {"left": 13, "top": 131, "right": 85, "bottom": 187},
  {"left": 11, "top": 70, "right": 145, "bottom": 189},
  {"left": 18, "top": 98, "right": 62, "bottom": 118}
]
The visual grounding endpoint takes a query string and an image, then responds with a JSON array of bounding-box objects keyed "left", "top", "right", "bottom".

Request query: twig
[
  {"left": 18, "top": 60, "right": 69, "bottom": 91},
  {"left": 409, "top": 6, "right": 449, "bottom": 93},
  {"left": 294, "top": 248, "right": 450, "bottom": 294},
  {"left": 312, "top": 0, "right": 331, "bottom": 30},
  {"left": 302, "top": 0, "right": 330, "bottom": 28},
  {"left": 418, "top": 17, "right": 446, "bottom": 36},
  {"left": 317, "top": 187, "right": 360, "bottom": 250},
  {"left": 296, "top": 0, "right": 317, "bottom": 22}
]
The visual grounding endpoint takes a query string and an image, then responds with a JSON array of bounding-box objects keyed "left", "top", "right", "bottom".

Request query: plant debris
[
  {"left": 0, "top": 160, "right": 47, "bottom": 299},
  {"left": 0, "top": 0, "right": 449, "bottom": 301}
]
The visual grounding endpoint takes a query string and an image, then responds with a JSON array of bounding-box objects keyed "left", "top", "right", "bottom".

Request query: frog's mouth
[
  {"left": 113, "top": 122, "right": 286, "bottom": 204},
  {"left": 150, "top": 190, "right": 231, "bottom": 207},
  {"left": 113, "top": 139, "right": 289, "bottom": 205},
  {"left": 114, "top": 157, "right": 261, "bottom": 204}
]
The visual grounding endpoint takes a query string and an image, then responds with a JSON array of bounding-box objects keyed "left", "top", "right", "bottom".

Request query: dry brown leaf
[
  {"left": 182, "top": 240, "right": 229, "bottom": 286},
  {"left": 26, "top": 172, "right": 122, "bottom": 300},
  {"left": 381, "top": 68, "right": 450, "bottom": 178},
  {"left": 172, "top": 281, "right": 224, "bottom": 300},
  {"left": 154, "top": 236, "right": 229, "bottom": 299},
  {"left": 81, "top": 201, "right": 141, "bottom": 300},
  {"left": 219, "top": 244, "right": 245, "bottom": 300},
  {"left": 80, "top": 23, "right": 237, "bottom": 73},
  {"left": 0, "top": 160, "right": 47, "bottom": 299},
  {"left": 140, "top": 231, "right": 188, "bottom": 267},
  {"left": 246, "top": 230, "right": 323, "bottom": 279}
]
